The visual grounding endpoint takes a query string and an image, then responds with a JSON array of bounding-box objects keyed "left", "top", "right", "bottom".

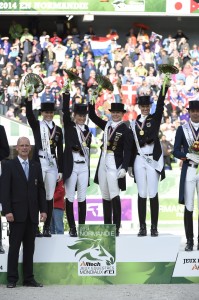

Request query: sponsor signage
[
  {"left": 76, "top": 224, "right": 116, "bottom": 276},
  {"left": 173, "top": 252, "right": 199, "bottom": 277},
  {"left": 73, "top": 197, "right": 132, "bottom": 222}
]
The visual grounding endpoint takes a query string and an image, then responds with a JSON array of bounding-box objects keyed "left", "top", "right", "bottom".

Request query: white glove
[
  {"left": 57, "top": 173, "right": 63, "bottom": 182},
  {"left": 128, "top": 167, "right": 134, "bottom": 178},
  {"left": 117, "top": 168, "right": 126, "bottom": 179},
  {"left": 186, "top": 153, "right": 199, "bottom": 164}
]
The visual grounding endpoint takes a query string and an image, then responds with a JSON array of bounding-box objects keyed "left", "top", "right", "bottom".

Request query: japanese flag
[{"left": 166, "top": 0, "right": 191, "bottom": 15}]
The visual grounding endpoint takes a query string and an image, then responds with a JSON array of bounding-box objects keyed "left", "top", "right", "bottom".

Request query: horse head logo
[{"left": 68, "top": 238, "right": 115, "bottom": 265}]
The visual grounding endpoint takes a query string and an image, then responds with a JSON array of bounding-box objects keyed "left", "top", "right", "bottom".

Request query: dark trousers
[{"left": 7, "top": 217, "right": 37, "bottom": 283}]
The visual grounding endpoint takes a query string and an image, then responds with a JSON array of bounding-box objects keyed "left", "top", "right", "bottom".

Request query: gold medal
[
  {"left": 50, "top": 140, "right": 52, "bottom": 145},
  {"left": 82, "top": 142, "right": 86, "bottom": 147},
  {"left": 107, "top": 142, "right": 110, "bottom": 146},
  {"left": 140, "top": 130, "right": 144, "bottom": 136}
]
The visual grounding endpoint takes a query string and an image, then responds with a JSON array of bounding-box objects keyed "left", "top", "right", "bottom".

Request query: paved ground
[{"left": 0, "top": 284, "right": 198, "bottom": 300}]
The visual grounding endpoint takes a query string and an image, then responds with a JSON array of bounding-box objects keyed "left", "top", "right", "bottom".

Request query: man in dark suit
[
  {"left": 1, "top": 137, "right": 47, "bottom": 288},
  {"left": 173, "top": 99, "right": 199, "bottom": 251},
  {"left": 0, "top": 124, "right": 10, "bottom": 254},
  {"left": 89, "top": 102, "right": 134, "bottom": 236}
]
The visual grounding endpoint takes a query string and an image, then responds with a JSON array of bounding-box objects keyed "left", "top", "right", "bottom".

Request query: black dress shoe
[
  {"left": 116, "top": 229, "right": 120, "bottom": 237},
  {"left": 138, "top": 225, "right": 147, "bottom": 237},
  {"left": 151, "top": 225, "right": 158, "bottom": 237},
  {"left": 69, "top": 227, "right": 77, "bottom": 237},
  {"left": 7, "top": 282, "right": 16, "bottom": 288},
  {"left": 185, "top": 239, "right": 194, "bottom": 251},
  {"left": 23, "top": 279, "right": 43, "bottom": 287},
  {"left": 43, "top": 228, "right": 51, "bottom": 237}
]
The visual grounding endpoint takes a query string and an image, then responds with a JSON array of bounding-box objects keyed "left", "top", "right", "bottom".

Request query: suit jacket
[
  {"left": 62, "top": 92, "right": 92, "bottom": 182},
  {"left": 26, "top": 99, "right": 63, "bottom": 172},
  {"left": 1, "top": 157, "right": 47, "bottom": 223},
  {"left": 89, "top": 103, "right": 134, "bottom": 191},
  {"left": 173, "top": 125, "right": 190, "bottom": 204}
]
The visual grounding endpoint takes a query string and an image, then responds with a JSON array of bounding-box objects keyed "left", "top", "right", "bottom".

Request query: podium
[{"left": 1, "top": 234, "right": 198, "bottom": 284}]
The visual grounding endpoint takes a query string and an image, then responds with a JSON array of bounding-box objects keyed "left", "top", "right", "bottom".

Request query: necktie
[{"left": 22, "top": 161, "right": 29, "bottom": 179}]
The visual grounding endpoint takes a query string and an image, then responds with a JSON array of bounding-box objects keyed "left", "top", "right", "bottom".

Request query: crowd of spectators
[{"left": 0, "top": 20, "right": 199, "bottom": 169}]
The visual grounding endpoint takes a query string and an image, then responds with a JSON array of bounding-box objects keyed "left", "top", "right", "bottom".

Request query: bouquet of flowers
[
  {"left": 189, "top": 141, "right": 199, "bottom": 154},
  {"left": 24, "top": 73, "right": 45, "bottom": 97},
  {"left": 188, "top": 141, "right": 199, "bottom": 173},
  {"left": 158, "top": 64, "right": 179, "bottom": 96},
  {"left": 90, "top": 75, "right": 114, "bottom": 104},
  {"left": 61, "top": 68, "right": 81, "bottom": 93}
]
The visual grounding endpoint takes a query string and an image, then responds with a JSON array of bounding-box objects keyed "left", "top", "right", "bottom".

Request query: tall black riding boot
[
  {"left": 137, "top": 195, "right": 147, "bottom": 237},
  {"left": 0, "top": 216, "right": 5, "bottom": 254},
  {"left": 78, "top": 200, "right": 87, "bottom": 225},
  {"left": 65, "top": 198, "right": 77, "bottom": 237},
  {"left": 150, "top": 193, "right": 159, "bottom": 237},
  {"left": 103, "top": 199, "right": 112, "bottom": 225},
  {"left": 43, "top": 199, "right": 53, "bottom": 237},
  {"left": 184, "top": 207, "right": 194, "bottom": 251},
  {"left": 112, "top": 196, "right": 121, "bottom": 237}
]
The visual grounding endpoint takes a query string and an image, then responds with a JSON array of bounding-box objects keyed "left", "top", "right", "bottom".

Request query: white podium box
[
  {"left": 32, "top": 234, "right": 182, "bottom": 263},
  {"left": 1, "top": 234, "right": 198, "bottom": 284}
]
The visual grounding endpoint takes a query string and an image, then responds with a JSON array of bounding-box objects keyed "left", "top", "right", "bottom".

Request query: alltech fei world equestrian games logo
[{"left": 67, "top": 225, "right": 116, "bottom": 276}]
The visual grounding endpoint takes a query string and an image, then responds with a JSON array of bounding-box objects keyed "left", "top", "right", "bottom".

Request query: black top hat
[
  {"left": 137, "top": 96, "right": 152, "bottom": 106},
  {"left": 73, "top": 104, "right": 88, "bottom": 115},
  {"left": 109, "top": 103, "right": 126, "bottom": 112},
  {"left": 40, "top": 102, "right": 55, "bottom": 112},
  {"left": 187, "top": 100, "right": 199, "bottom": 110}
]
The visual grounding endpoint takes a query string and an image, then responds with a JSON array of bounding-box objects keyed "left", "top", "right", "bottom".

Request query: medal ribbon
[
  {"left": 103, "top": 121, "right": 123, "bottom": 157},
  {"left": 107, "top": 121, "right": 123, "bottom": 142},
  {"left": 40, "top": 121, "right": 55, "bottom": 166},
  {"left": 76, "top": 124, "right": 90, "bottom": 166},
  {"left": 135, "top": 118, "right": 147, "bottom": 134},
  {"left": 189, "top": 120, "right": 199, "bottom": 141},
  {"left": 44, "top": 121, "right": 57, "bottom": 143}
]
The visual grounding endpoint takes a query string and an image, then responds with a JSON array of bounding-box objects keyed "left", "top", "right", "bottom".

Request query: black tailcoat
[
  {"left": 26, "top": 100, "right": 63, "bottom": 173},
  {"left": 0, "top": 124, "right": 10, "bottom": 205},
  {"left": 89, "top": 103, "right": 134, "bottom": 191},
  {"left": 62, "top": 92, "right": 92, "bottom": 182},
  {"left": 173, "top": 125, "right": 190, "bottom": 204},
  {"left": 130, "top": 87, "right": 169, "bottom": 181}
]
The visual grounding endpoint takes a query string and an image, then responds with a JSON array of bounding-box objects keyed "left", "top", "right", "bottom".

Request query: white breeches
[
  {"left": 40, "top": 157, "right": 58, "bottom": 200},
  {"left": 184, "top": 166, "right": 199, "bottom": 212},
  {"left": 98, "top": 153, "right": 120, "bottom": 201},
  {"left": 134, "top": 155, "right": 160, "bottom": 198},
  {"left": 65, "top": 162, "right": 88, "bottom": 203}
]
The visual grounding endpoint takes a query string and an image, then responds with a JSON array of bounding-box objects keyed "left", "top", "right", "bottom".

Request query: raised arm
[
  {"left": 88, "top": 103, "right": 107, "bottom": 130},
  {"left": 62, "top": 92, "right": 72, "bottom": 127},
  {"left": 154, "top": 86, "right": 169, "bottom": 124},
  {"left": 26, "top": 98, "right": 39, "bottom": 130}
]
